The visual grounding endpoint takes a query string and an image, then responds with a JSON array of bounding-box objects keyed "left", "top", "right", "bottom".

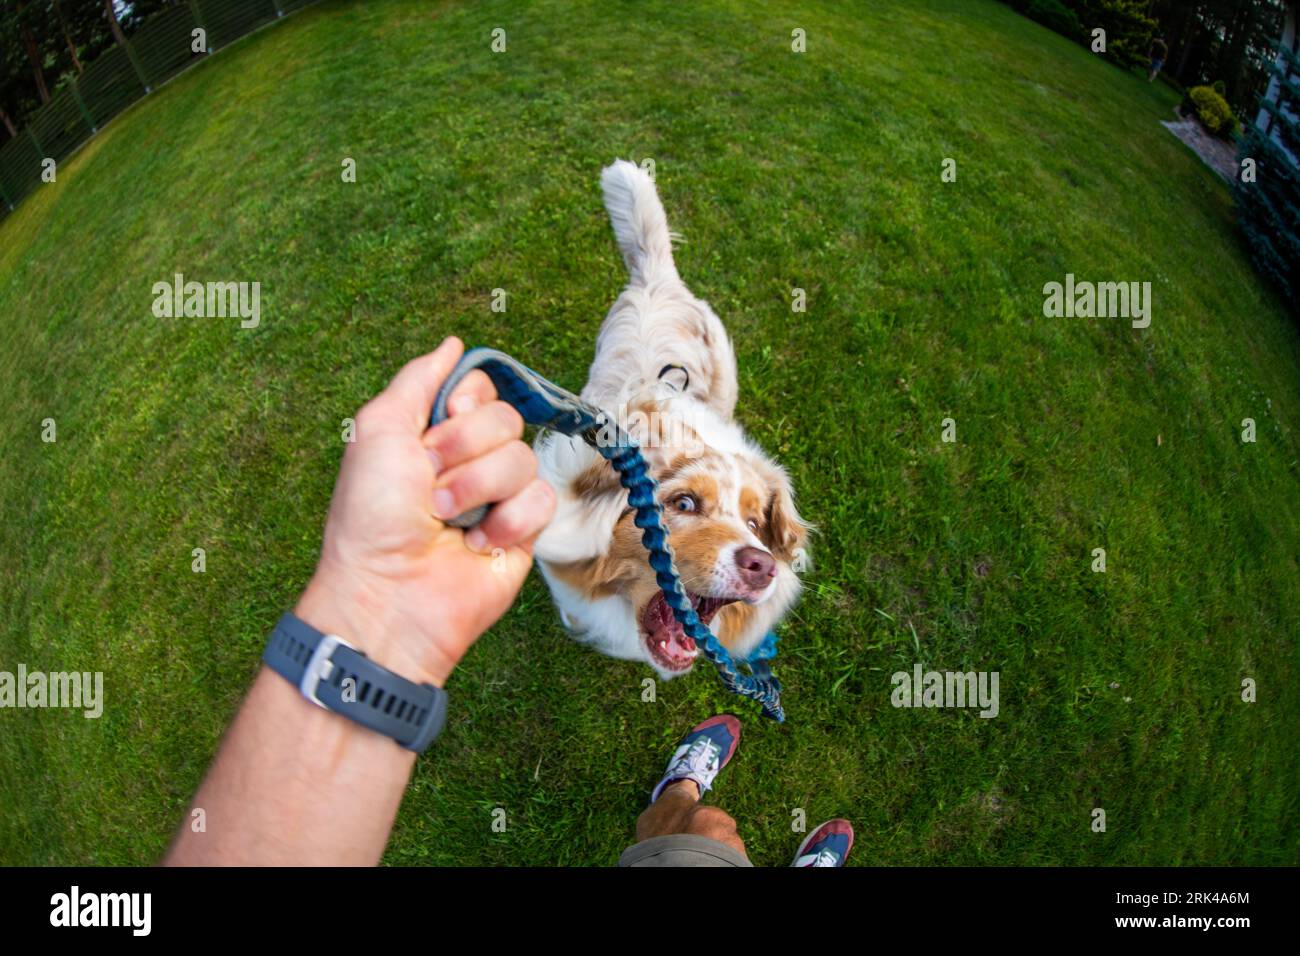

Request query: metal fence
[{"left": 0, "top": 0, "right": 322, "bottom": 222}]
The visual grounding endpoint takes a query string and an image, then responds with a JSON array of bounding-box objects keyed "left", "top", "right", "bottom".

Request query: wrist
[{"left": 295, "top": 566, "right": 461, "bottom": 688}]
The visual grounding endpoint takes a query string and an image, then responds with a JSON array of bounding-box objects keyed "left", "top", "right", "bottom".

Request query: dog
[{"left": 532, "top": 160, "right": 809, "bottom": 680}]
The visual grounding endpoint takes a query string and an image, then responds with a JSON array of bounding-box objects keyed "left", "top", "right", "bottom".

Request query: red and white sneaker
[
  {"left": 649, "top": 714, "right": 742, "bottom": 803},
  {"left": 792, "top": 819, "right": 854, "bottom": 867}
]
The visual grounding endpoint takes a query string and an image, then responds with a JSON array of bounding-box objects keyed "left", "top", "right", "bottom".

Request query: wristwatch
[{"left": 262, "top": 612, "right": 447, "bottom": 752}]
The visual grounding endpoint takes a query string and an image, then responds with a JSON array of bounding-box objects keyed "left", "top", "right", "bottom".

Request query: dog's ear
[
  {"left": 571, "top": 457, "right": 623, "bottom": 499},
  {"left": 759, "top": 462, "right": 809, "bottom": 564}
]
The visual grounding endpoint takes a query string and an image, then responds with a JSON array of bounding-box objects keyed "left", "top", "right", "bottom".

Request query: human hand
[{"left": 295, "top": 336, "right": 556, "bottom": 687}]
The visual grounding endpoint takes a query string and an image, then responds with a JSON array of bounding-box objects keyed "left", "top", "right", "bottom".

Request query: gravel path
[{"left": 1161, "top": 113, "right": 1240, "bottom": 183}]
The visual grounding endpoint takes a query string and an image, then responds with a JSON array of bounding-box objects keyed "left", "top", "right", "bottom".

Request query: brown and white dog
[{"left": 533, "top": 160, "right": 809, "bottom": 680}]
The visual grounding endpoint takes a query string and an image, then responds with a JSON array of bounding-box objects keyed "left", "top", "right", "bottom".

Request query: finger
[
  {"left": 463, "top": 478, "right": 556, "bottom": 554},
  {"left": 445, "top": 369, "right": 497, "bottom": 417},
  {"left": 422, "top": 400, "right": 525, "bottom": 474},
  {"left": 431, "top": 440, "right": 537, "bottom": 523},
  {"left": 373, "top": 336, "right": 464, "bottom": 432}
]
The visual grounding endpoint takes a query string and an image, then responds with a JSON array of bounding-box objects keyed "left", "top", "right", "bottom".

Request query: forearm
[
  {"left": 164, "top": 580, "right": 440, "bottom": 866},
  {"left": 164, "top": 667, "right": 415, "bottom": 866},
  {"left": 162, "top": 339, "right": 551, "bottom": 866}
]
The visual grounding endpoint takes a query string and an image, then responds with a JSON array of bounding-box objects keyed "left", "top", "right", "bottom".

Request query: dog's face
[
  {"left": 636, "top": 447, "right": 807, "bottom": 673},
  {"left": 562, "top": 406, "right": 808, "bottom": 676}
]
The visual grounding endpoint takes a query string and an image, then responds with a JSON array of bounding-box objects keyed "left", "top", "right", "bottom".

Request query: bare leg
[{"left": 634, "top": 780, "right": 748, "bottom": 858}]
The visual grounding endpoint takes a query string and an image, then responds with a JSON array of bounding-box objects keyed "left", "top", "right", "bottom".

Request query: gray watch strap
[{"left": 262, "top": 612, "right": 447, "bottom": 752}]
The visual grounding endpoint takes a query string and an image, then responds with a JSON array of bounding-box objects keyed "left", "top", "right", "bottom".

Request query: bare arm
[{"left": 164, "top": 336, "right": 555, "bottom": 866}]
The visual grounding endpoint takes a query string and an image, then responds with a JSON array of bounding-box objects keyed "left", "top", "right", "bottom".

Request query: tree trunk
[
  {"left": 0, "top": 106, "right": 17, "bottom": 139},
  {"left": 1218, "top": 0, "right": 1262, "bottom": 107},
  {"left": 1173, "top": 31, "right": 1195, "bottom": 85},
  {"left": 104, "top": 0, "right": 128, "bottom": 47},
  {"left": 16, "top": 3, "right": 51, "bottom": 105},
  {"left": 1159, "top": 0, "right": 1199, "bottom": 84},
  {"left": 54, "top": 0, "right": 84, "bottom": 74}
]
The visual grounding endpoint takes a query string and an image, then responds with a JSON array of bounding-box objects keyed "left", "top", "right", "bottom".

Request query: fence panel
[
  {"left": 0, "top": 0, "right": 323, "bottom": 219},
  {"left": 0, "top": 133, "right": 44, "bottom": 212},
  {"left": 132, "top": 5, "right": 206, "bottom": 88},
  {"left": 28, "top": 84, "right": 94, "bottom": 165},
  {"left": 194, "top": 0, "right": 282, "bottom": 51},
  {"left": 77, "top": 44, "right": 149, "bottom": 131}
]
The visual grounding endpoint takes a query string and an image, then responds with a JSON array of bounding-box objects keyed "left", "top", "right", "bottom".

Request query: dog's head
[{"left": 573, "top": 399, "right": 809, "bottom": 676}]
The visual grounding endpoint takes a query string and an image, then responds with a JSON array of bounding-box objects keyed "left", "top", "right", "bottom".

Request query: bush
[
  {"left": 1000, "top": 0, "right": 1153, "bottom": 68},
  {"left": 1186, "top": 85, "right": 1239, "bottom": 139},
  {"left": 1067, "top": 0, "right": 1156, "bottom": 70},
  {"left": 1025, "top": 0, "right": 1083, "bottom": 38}
]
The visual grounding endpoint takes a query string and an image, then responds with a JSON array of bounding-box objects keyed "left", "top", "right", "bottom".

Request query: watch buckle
[{"left": 300, "top": 634, "right": 355, "bottom": 708}]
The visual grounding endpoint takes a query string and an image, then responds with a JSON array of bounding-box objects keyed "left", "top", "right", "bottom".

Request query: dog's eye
[
  {"left": 747, "top": 518, "right": 760, "bottom": 533},
  {"left": 671, "top": 494, "right": 697, "bottom": 513}
]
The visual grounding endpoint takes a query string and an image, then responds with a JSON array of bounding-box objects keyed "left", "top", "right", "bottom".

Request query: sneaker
[
  {"left": 650, "top": 714, "right": 741, "bottom": 803},
  {"left": 792, "top": 819, "right": 854, "bottom": 867}
]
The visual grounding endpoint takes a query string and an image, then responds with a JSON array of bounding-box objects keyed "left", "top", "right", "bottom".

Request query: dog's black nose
[{"left": 735, "top": 547, "right": 776, "bottom": 590}]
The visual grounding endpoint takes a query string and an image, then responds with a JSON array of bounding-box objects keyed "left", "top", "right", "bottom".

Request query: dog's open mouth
[{"left": 641, "top": 591, "right": 738, "bottom": 672}]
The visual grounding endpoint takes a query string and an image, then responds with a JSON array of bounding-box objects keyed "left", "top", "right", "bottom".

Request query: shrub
[
  {"left": 1186, "top": 85, "right": 1239, "bottom": 139},
  {"left": 1025, "top": 0, "right": 1083, "bottom": 39},
  {"left": 1000, "top": 0, "right": 1153, "bottom": 68},
  {"left": 1067, "top": 0, "right": 1156, "bottom": 70}
]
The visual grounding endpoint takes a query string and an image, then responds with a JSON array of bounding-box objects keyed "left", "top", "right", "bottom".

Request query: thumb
[{"left": 379, "top": 337, "right": 466, "bottom": 432}]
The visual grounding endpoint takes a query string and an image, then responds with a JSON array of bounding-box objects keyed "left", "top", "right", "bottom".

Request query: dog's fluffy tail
[{"left": 600, "top": 160, "right": 679, "bottom": 286}]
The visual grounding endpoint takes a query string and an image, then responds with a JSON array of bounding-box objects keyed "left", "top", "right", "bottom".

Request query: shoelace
[{"left": 678, "top": 737, "right": 722, "bottom": 777}]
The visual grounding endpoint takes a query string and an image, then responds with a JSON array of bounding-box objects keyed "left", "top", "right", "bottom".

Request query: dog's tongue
[
  {"left": 646, "top": 593, "right": 696, "bottom": 666},
  {"left": 655, "top": 594, "right": 694, "bottom": 647}
]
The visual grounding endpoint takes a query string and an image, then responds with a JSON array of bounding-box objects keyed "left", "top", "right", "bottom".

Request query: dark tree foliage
[
  {"left": 0, "top": 1, "right": 185, "bottom": 145},
  {"left": 1149, "top": 0, "right": 1289, "bottom": 114},
  {"left": 1001, "top": 0, "right": 1288, "bottom": 114}
]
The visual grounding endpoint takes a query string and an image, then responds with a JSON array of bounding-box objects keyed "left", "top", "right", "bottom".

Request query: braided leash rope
[{"left": 431, "top": 347, "right": 785, "bottom": 721}]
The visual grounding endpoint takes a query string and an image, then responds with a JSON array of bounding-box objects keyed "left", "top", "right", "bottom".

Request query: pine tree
[{"left": 1235, "top": 39, "right": 1300, "bottom": 312}]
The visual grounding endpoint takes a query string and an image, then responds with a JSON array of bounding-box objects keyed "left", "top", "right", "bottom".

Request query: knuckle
[
  {"left": 496, "top": 439, "right": 538, "bottom": 476},
  {"left": 532, "top": 478, "right": 556, "bottom": 506},
  {"left": 492, "top": 401, "right": 525, "bottom": 436},
  {"left": 492, "top": 507, "right": 529, "bottom": 543},
  {"left": 438, "top": 416, "right": 473, "bottom": 457},
  {"left": 467, "top": 369, "right": 497, "bottom": 401},
  {"left": 507, "top": 439, "right": 537, "bottom": 471}
]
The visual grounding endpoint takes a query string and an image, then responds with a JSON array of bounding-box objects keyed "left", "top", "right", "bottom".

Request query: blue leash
[{"left": 430, "top": 347, "right": 785, "bottom": 722}]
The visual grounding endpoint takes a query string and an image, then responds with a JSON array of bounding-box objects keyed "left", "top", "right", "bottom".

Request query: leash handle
[{"left": 429, "top": 347, "right": 606, "bottom": 528}]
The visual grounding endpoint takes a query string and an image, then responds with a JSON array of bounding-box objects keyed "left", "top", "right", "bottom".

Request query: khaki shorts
[{"left": 618, "top": 834, "right": 753, "bottom": 867}]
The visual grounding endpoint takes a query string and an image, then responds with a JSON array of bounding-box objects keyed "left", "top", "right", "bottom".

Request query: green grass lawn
[{"left": 1, "top": 0, "right": 1297, "bottom": 866}]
